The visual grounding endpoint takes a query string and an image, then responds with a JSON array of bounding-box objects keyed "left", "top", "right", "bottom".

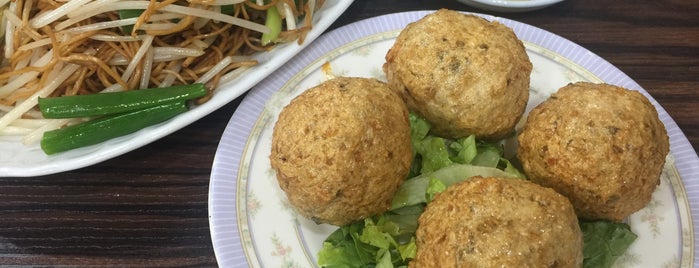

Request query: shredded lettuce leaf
[
  {"left": 470, "top": 142, "right": 501, "bottom": 167},
  {"left": 414, "top": 136, "right": 452, "bottom": 174},
  {"left": 318, "top": 112, "right": 637, "bottom": 268},
  {"left": 581, "top": 220, "right": 638, "bottom": 268},
  {"left": 409, "top": 113, "right": 431, "bottom": 149},
  {"left": 425, "top": 177, "right": 446, "bottom": 203},
  {"left": 408, "top": 113, "right": 524, "bottom": 178},
  {"left": 391, "top": 163, "right": 522, "bottom": 209},
  {"left": 449, "top": 135, "right": 477, "bottom": 164},
  {"left": 318, "top": 211, "right": 420, "bottom": 268}
]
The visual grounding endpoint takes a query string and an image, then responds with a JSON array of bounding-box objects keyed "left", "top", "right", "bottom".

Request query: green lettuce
[
  {"left": 581, "top": 220, "right": 638, "bottom": 268},
  {"left": 408, "top": 113, "right": 524, "bottom": 178},
  {"left": 318, "top": 208, "right": 421, "bottom": 268},
  {"left": 391, "top": 164, "right": 522, "bottom": 209},
  {"left": 449, "top": 135, "right": 477, "bottom": 164},
  {"left": 425, "top": 177, "right": 446, "bottom": 203},
  {"left": 317, "top": 113, "right": 637, "bottom": 268}
]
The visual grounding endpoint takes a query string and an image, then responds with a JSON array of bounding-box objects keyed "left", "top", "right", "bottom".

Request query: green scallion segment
[
  {"left": 38, "top": 83, "right": 207, "bottom": 118},
  {"left": 220, "top": 5, "right": 235, "bottom": 15},
  {"left": 118, "top": 9, "right": 144, "bottom": 33},
  {"left": 261, "top": 6, "right": 282, "bottom": 46},
  {"left": 40, "top": 101, "right": 188, "bottom": 155}
]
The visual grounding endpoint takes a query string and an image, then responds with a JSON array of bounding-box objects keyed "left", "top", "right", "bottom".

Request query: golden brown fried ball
[
  {"left": 411, "top": 177, "right": 583, "bottom": 268},
  {"left": 383, "top": 9, "right": 532, "bottom": 140},
  {"left": 517, "top": 82, "right": 670, "bottom": 221},
  {"left": 269, "top": 77, "right": 413, "bottom": 226}
]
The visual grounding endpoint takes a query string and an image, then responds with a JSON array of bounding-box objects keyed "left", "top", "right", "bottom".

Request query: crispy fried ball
[
  {"left": 411, "top": 177, "right": 583, "bottom": 268},
  {"left": 269, "top": 77, "right": 413, "bottom": 226},
  {"left": 383, "top": 9, "right": 532, "bottom": 139},
  {"left": 517, "top": 82, "right": 670, "bottom": 221}
]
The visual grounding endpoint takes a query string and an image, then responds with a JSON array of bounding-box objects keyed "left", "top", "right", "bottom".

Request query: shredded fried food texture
[{"left": 0, "top": 0, "right": 322, "bottom": 141}]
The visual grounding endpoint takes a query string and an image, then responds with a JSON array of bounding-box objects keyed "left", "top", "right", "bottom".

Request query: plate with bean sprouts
[{"left": 0, "top": 0, "right": 353, "bottom": 177}]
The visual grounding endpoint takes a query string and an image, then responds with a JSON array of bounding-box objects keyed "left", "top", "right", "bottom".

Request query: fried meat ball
[
  {"left": 517, "top": 82, "right": 670, "bottom": 221},
  {"left": 383, "top": 9, "right": 532, "bottom": 139},
  {"left": 411, "top": 177, "right": 583, "bottom": 268},
  {"left": 269, "top": 77, "right": 413, "bottom": 226}
]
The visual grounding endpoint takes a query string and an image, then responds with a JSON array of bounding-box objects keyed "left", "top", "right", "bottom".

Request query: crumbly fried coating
[
  {"left": 411, "top": 177, "right": 583, "bottom": 268},
  {"left": 517, "top": 82, "right": 670, "bottom": 221},
  {"left": 270, "top": 77, "right": 413, "bottom": 226},
  {"left": 383, "top": 9, "right": 532, "bottom": 139}
]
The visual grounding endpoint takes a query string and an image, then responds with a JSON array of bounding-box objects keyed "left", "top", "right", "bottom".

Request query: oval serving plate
[
  {"left": 208, "top": 11, "right": 698, "bottom": 268},
  {"left": 0, "top": 0, "right": 354, "bottom": 177},
  {"left": 456, "top": 0, "right": 566, "bottom": 13}
]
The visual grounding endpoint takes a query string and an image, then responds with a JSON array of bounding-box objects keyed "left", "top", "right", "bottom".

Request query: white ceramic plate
[
  {"left": 208, "top": 11, "right": 699, "bottom": 268},
  {"left": 456, "top": 0, "right": 565, "bottom": 12},
  {"left": 0, "top": 1, "right": 353, "bottom": 177}
]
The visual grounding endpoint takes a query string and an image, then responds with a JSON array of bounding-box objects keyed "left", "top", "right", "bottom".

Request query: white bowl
[{"left": 457, "top": 0, "right": 565, "bottom": 12}]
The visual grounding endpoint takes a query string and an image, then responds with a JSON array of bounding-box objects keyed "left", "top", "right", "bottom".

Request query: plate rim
[
  {"left": 456, "top": 0, "right": 566, "bottom": 12},
  {"left": 0, "top": 0, "right": 355, "bottom": 177},
  {"left": 208, "top": 10, "right": 699, "bottom": 267}
]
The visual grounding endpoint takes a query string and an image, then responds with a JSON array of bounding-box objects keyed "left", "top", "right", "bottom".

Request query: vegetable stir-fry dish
[{"left": 0, "top": 0, "right": 321, "bottom": 154}]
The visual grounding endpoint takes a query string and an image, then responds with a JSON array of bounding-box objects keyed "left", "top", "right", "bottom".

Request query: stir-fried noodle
[{"left": 0, "top": 0, "right": 321, "bottom": 143}]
